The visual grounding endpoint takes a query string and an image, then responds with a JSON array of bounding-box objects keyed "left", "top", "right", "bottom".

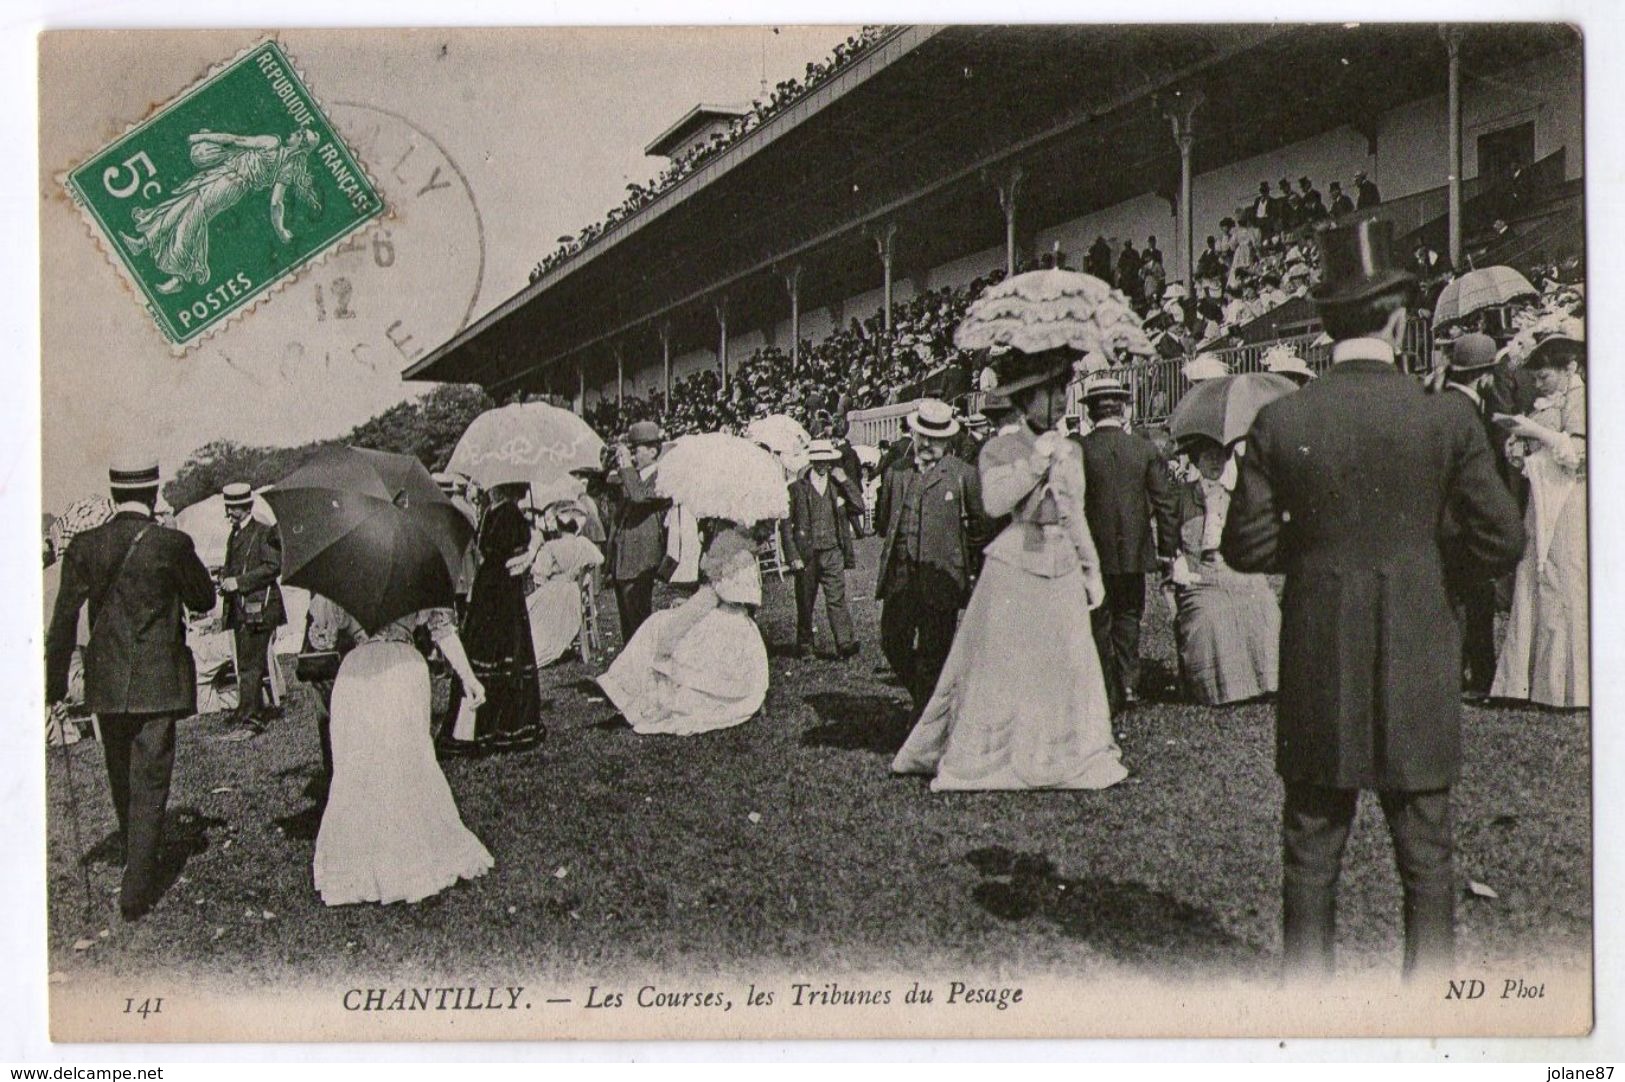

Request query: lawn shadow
[
  {"left": 800, "top": 692, "right": 913, "bottom": 755},
  {"left": 1135, "top": 658, "right": 1183, "bottom": 704},
  {"left": 150, "top": 806, "right": 226, "bottom": 902},
  {"left": 274, "top": 801, "right": 325, "bottom": 842},
  {"left": 965, "top": 845, "right": 1265, "bottom": 972}
]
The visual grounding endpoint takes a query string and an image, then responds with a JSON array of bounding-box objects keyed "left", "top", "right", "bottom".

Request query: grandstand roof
[
  {"left": 407, "top": 23, "right": 1578, "bottom": 394},
  {"left": 644, "top": 103, "right": 753, "bottom": 158}
]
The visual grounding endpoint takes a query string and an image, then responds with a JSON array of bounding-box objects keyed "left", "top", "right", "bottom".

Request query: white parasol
[{"left": 654, "top": 433, "right": 790, "bottom": 524}]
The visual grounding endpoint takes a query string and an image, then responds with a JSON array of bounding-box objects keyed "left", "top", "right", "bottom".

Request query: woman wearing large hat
[
  {"left": 1490, "top": 332, "right": 1587, "bottom": 708},
  {"left": 892, "top": 269, "right": 1128, "bottom": 791}
]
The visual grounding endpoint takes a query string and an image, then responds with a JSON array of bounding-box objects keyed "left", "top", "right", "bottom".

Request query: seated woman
[
  {"left": 1169, "top": 436, "right": 1280, "bottom": 706},
  {"left": 596, "top": 524, "right": 768, "bottom": 736},
  {"left": 523, "top": 506, "right": 605, "bottom": 667}
]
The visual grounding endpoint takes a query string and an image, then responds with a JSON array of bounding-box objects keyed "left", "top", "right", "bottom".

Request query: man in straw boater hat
[
  {"left": 782, "top": 439, "right": 864, "bottom": 660},
  {"left": 873, "top": 399, "right": 987, "bottom": 714},
  {"left": 1078, "top": 374, "right": 1179, "bottom": 715},
  {"left": 1434, "top": 333, "right": 1516, "bottom": 705},
  {"left": 217, "top": 481, "right": 286, "bottom": 742},
  {"left": 1222, "top": 219, "right": 1526, "bottom": 981},
  {"left": 45, "top": 454, "right": 216, "bottom": 921}
]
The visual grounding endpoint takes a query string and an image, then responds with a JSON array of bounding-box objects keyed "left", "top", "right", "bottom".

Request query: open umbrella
[
  {"left": 48, "top": 495, "right": 114, "bottom": 557},
  {"left": 654, "top": 433, "right": 789, "bottom": 524},
  {"left": 262, "top": 446, "right": 473, "bottom": 633},
  {"left": 1432, "top": 266, "right": 1537, "bottom": 326},
  {"left": 1170, "top": 372, "right": 1299, "bottom": 447},
  {"left": 744, "top": 414, "right": 811, "bottom": 456},
  {"left": 955, "top": 268, "right": 1154, "bottom": 358},
  {"left": 447, "top": 402, "right": 605, "bottom": 494}
]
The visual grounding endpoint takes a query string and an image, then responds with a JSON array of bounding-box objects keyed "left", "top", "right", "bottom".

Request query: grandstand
[{"left": 405, "top": 24, "right": 1583, "bottom": 437}]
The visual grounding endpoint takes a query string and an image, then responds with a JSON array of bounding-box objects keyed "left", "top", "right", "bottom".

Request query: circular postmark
[{"left": 189, "top": 101, "right": 485, "bottom": 393}]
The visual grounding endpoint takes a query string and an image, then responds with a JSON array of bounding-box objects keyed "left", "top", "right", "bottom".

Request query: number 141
[{"left": 123, "top": 996, "right": 163, "bottom": 1018}]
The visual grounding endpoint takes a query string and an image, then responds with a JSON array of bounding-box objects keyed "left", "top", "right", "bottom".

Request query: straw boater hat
[
  {"left": 1262, "top": 344, "right": 1316, "bottom": 381},
  {"left": 1183, "top": 354, "right": 1231, "bottom": 382},
  {"left": 1446, "top": 333, "right": 1499, "bottom": 374},
  {"left": 1080, "top": 374, "right": 1132, "bottom": 403},
  {"left": 222, "top": 481, "right": 254, "bottom": 509},
  {"left": 431, "top": 471, "right": 464, "bottom": 496},
  {"left": 109, "top": 453, "right": 160, "bottom": 497},
  {"left": 907, "top": 398, "right": 961, "bottom": 440},
  {"left": 806, "top": 439, "right": 842, "bottom": 463},
  {"left": 963, "top": 412, "right": 991, "bottom": 432}
]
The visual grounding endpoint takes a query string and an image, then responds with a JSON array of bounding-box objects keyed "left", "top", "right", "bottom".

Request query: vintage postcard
[{"left": 38, "top": 25, "right": 1592, "bottom": 1043}]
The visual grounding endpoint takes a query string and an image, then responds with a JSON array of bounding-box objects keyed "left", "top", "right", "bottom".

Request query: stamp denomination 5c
[{"left": 63, "top": 39, "right": 384, "bottom": 348}]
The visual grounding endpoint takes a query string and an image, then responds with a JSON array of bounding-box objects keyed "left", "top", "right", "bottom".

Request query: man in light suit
[
  {"left": 1079, "top": 376, "right": 1179, "bottom": 715},
  {"left": 874, "top": 399, "right": 987, "bottom": 714},
  {"left": 1223, "top": 220, "right": 1526, "bottom": 981},
  {"left": 219, "top": 482, "right": 285, "bottom": 741},
  {"left": 46, "top": 455, "right": 216, "bottom": 920}
]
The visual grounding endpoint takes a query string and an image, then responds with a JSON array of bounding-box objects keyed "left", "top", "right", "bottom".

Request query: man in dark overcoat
[
  {"left": 1222, "top": 220, "right": 1526, "bottom": 980},
  {"left": 782, "top": 439, "right": 865, "bottom": 659},
  {"left": 874, "top": 399, "right": 987, "bottom": 713},
  {"left": 608, "top": 420, "right": 669, "bottom": 642},
  {"left": 1079, "top": 376, "right": 1179, "bottom": 715},
  {"left": 218, "top": 482, "right": 286, "bottom": 740},
  {"left": 46, "top": 455, "right": 216, "bottom": 920},
  {"left": 1434, "top": 333, "right": 1515, "bottom": 701}
]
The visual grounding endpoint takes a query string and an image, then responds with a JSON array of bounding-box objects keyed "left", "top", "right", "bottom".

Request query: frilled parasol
[
  {"left": 1432, "top": 266, "right": 1538, "bottom": 326},
  {"left": 954, "top": 269, "right": 1154, "bottom": 359},
  {"left": 654, "top": 433, "right": 790, "bottom": 524}
]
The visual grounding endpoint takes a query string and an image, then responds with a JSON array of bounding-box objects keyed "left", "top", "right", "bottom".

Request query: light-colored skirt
[
  {"left": 598, "top": 605, "right": 768, "bottom": 736},
  {"left": 528, "top": 578, "right": 584, "bottom": 667},
  {"left": 1492, "top": 468, "right": 1588, "bottom": 708},
  {"left": 314, "top": 641, "right": 493, "bottom": 905},
  {"left": 891, "top": 555, "right": 1127, "bottom": 791},
  {"left": 1175, "top": 561, "right": 1279, "bottom": 706}
]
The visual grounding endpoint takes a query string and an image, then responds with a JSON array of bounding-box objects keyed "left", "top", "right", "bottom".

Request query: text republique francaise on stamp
[{"left": 64, "top": 40, "right": 384, "bottom": 348}]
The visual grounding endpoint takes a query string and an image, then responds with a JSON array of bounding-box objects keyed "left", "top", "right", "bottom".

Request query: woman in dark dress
[{"left": 438, "top": 482, "right": 543, "bottom": 755}]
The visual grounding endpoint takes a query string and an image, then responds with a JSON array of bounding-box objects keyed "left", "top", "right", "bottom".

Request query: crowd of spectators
[{"left": 530, "top": 27, "right": 893, "bottom": 284}]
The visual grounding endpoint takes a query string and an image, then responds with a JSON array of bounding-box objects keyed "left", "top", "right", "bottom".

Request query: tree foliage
[{"left": 162, "top": 384, "right": 495, "bottom": 512}]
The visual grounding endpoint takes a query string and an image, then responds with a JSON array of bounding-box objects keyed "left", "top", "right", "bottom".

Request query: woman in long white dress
[
  {"left": 891, "top": 347, "right": 1127, "bottom": 791},
  {"left": 314, "top": 606, "right": 494, "bottom": 906},
  {"left": 1490, "top": 335, "right": 1588, "bottom": 708},
  {"left": 597, "top": 524, "right": 769, "bottom": 736}
]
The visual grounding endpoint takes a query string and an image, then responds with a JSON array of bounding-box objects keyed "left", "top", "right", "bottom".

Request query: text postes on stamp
[{"left": 64, "top": 40, "right": 384, "bottom": 348}]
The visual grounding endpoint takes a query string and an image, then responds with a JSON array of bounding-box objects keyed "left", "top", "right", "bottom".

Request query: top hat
[
  {"left": 626, "top": 420, "right": 664, "bottom": 447},
  {"left": 109, "top": 453, "right": 160, "bottom": 492},
  {"left": 1447, "top": 333, "right": 1499, "bottom": 373},
  {"left": 907, "top": 398, "right": 961, "bottom": 439},
  {"left": 222, "top": 481, "right": 254, "bottom": 508},
  {"left": 1310, "top": 219, "right": 1416, "bottom": 306},
  {"left": 807, "top": 439, "right": 842, "bottom": 463}
]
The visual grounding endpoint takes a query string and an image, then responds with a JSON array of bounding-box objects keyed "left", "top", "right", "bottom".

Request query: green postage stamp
[{"left": 64, "top": 40, "right": 384, "bottom": 348}]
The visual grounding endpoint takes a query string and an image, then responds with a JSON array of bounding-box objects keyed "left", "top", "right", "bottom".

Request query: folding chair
[{"left": 577, "top": 567, "right": 605, "bottom": 665}]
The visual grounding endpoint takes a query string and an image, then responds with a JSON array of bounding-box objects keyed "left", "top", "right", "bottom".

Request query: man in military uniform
[
  {"left": 46, "top": 455, "right": 216, "bottom": 921},
  {"left": 218, "top": 482, "right": 286, "bottom": 741}
]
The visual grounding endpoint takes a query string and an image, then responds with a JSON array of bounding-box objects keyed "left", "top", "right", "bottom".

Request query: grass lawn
[{"left": 46, "top": 536, "right": 1591, "bottom": 986}]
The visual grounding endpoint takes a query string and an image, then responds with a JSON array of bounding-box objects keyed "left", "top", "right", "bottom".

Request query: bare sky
[{"left": 39, "top": 26, "right": 860, "bottom": 510}]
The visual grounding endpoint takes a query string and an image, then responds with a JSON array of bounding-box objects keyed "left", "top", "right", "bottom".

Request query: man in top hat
[
  {"left": 874, "top": 399, "right": 988, "bottom": 713},
  {"left": 1078, "top": 376, "right": 1179, "bottom": 714},
  {"left": 1223, "top": 219, "right": 1525, "bottom": 981},
  {"left": 46, "top": 454, "right": 216, "bottom": 920},
  {"left": 1086, "top": 235, "right": 1114, "bottom": 284},
  {"left": 608, "top": 420, "right": 670, "bottom": 641},
  {"left": 1297, "top": 177, "right": 1329, "bottom": 224},
  {"left": 783, "top": 439, "right": 865, "bottom": 660},
  {"left": 1435, "top": 333, "right": 1516, "bottom": 703},
  {"left": 218, "top": 482, "right": 286, "bottom": 741},
  {"left": 1327, "top": 180, "right": 1355, "bottom": 218},
  {"left": 1354, "top": 170, "right": 1381, "bottom": 209}
]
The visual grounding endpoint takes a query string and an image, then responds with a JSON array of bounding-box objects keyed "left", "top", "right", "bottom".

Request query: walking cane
[{"left": 50, "top": 703, "right": 105, "bottom": 920}]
